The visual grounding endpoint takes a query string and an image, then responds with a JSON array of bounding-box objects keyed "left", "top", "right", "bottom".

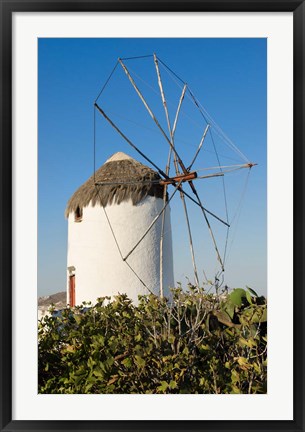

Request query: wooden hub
[{"left": 159, "top": 171, "right": 197, "bottom": 186}]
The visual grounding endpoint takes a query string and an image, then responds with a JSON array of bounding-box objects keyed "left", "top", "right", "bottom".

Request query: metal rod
[
  {"left": 119, "top": 58, "right": 171, "bottom": 143},
  {"left": 156, "top": 54, "right": 213, "bottom": 288},
  {"left": 124, "top": 261, "right": 154, "bottom": 295},
  {"left": 123, "top": 183, "right": 181, "bottom": 262},
  {"left": 159, "top": 177, "right": 170, "bottom": 297},
  {"left": 154, "top": 55, "right": 197, "bottom": 293},
  {"left": 171, "top": 133, "right": 200, "bottom": 287},
  {"left": 198, "top": 167, "right": 243, "bottom": 177},
  {"left": 198, "top": 165, "right": 256, "bottom": 177},
  {"left": 163, "top": 89, "right": 224, "bottom": 275},
  {"left": 94, "top": 102, "right": 168, "bottom": 179},
  {"left": 95, "top": 180, "right": 159, "bottom": 186},
  {"left": 187, "top": 87, "right": 209, "bottom": 123},
  {"left": 159, "top": 186, "right": 168, "bottom": 297},
  {"left": 97, "top": 188, "right": 124, "bottom": 261},
  {"left": 95, "top": 103, "right": 228, "bottom": 227},
  {"left": 172, "top": 84, "right": 187, "bottom": 138},
  {"left": 159, "top": 147, "right": 172, "bottom": 297},
  {"left": 95, "top": 169, "right": 257, "bottom": 186},
  {"left": 172, "top": 96, "right": 220, "bottom": 280},
  {"left": 118, "top": 58, "right": 187, "bottom": 176},
  {"left": 120, "top": 54, "right": 153, "bottom": 61},
  {"left": 189, "top": 186, "right": 225, "bottom": 271},
  {"left": 197, "top": 173, "right": 224, "bottom": 179},
  {"left": 188, "top": 86, "right": 250, "bottom": 163},
  {"left": 145, "top": 70, "right": 218, "bottom": 231},
  {"left": 188, "top": 124, "right": 210, "bottom": 170},
  {"left": 94, "top": 172, "right": 221, "bottom": 187},
  {"left": 180, "top": 191, "right": 200, "bottom": 287},
  {"left": 196, "top": 163, "right": 256, "bottom": 172},
  {"left": 97, "top": 186, "right": 154, "bottom": 295},
  {"left": 157, "top": 56, "right": 186, "bottom": 86},
  {"left": 95, "top": 60, "right": 119, "bottom": 103},
  {"left": 177, "top": 187, "right": 229, "bottom": 227},
  {"left": 154, "top": 53, "right": 172, "bottom": 141},
  {"left": 154, "top": 53, "right": 178, "bottom": 297},
  {"left": 97, "top": 176, "right": 228, "bottom": 226}
]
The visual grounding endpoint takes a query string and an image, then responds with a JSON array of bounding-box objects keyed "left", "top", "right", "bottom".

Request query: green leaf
[
  {"left": 84, "top": 382, "right": 94, "bottom": 393},
  {"left": 157, "top": 381, "right": 168, "bottom": 392},
  {"left": 223, "top": 300, "right": 235, "bottom": 319},
  {"left": 169, "top": 380, "right": 178, "bottom": 389},
  {"left": 246, "top": 306, "right": 267, "bottom": 323},
  {"left": 231, "top": 369, "right": 240, "bottom": 384},
  {"left": 237, "top": 356, "right": 250, "bottom": 369},
  {"left": 200, "top": 344, "right": 210, "bottom": 351},
  {"left": 214, "top": 309, "right": 232, "bottom": 324},
  {"left": 261, "top": 307, "right": 267, "bottom": 322},
  {"left": 134, "top": 355, "right": 146, "bottom": 368},
  {"left": 122, "top": 357, "right": 132, "bottom": 368},
  {"left": 245, "top": 290, "right": 252, "bottom": 304},
  {"left": 93, "top": 368, "right": 104, "bottom": 378},
  {"left": 230, "top": 385, "right": 241, "bottom": 394},
  {"left": 246, "top": 286, "right": 259, "bottom": 297},
  {"left": 229, "top": 289, "right": 247, "bottom": 306},
  {"left": 168, "top": 334, "right": 175, "bottom": 344},
  {"left": 105, "top": 357, "right": 114, "bottom": 368},
  {"left": 87, "top": 357, "right": 95, "bottom": 369}
]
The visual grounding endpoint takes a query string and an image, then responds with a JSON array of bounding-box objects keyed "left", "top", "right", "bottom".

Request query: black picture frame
[{"left": 1, "top": 1, "right": 304, "bottom": 431}]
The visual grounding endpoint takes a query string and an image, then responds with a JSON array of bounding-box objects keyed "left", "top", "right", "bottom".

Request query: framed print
[{"left": 1, "top": 1, "right": 304, "bottom": 431}]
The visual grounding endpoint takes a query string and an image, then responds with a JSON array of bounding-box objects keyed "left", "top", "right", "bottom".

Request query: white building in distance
[{"left": 65, "top": 152, "right": 174, "bottom": 306}]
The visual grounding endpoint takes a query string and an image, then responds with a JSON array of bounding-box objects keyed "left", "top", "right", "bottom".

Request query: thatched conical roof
[{"left": 65, "top": 152, "right": 166, "bottom": 217}]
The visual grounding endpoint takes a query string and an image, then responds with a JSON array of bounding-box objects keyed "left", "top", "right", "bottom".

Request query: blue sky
[{"left": 38, "top": 38, "right": 267, "bottom": 296}]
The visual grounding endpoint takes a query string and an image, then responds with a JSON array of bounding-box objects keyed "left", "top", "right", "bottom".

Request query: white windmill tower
[{"left": 65, "top": 151, "right": 174, "bottom": 306}]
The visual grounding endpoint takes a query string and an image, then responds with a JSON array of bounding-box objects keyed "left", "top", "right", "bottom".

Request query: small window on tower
[{"left": 74, "top": 206, "right": 83, "bottom": 222}]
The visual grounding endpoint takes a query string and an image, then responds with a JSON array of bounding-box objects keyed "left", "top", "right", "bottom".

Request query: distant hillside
[
  {"left": 38, "top": 291, "right": 66, "bottom": 307},
  {"left": 38, "top": 291, "right": 66, "bottom": 320}
]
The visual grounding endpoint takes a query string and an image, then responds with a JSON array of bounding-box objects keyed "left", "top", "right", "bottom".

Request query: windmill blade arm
[
  {"left": 119, "top": 58, "right": 172, "bottom": 143},
  {"left": 196, "top": 163, "right": 257, "bottom": 174},
  {"left": 153, "top": 55, "right": 187, "bottom": 141},
  {"left": 196, "top": 173, "right": 224, "bottom": 180},
  {"left": 118, "top": 58, "right": 187, "bottom": 176},
  {"left": 123, "top": 182, "right": 181, "bottom": 261},
  {"left": 189, "top": 185, "right": 225, "bottom": 271},
  {"left": 176, "top": 184, "right": 230, "bottom": 227},
  {"left": 188, "top": 124, "right": 210, "bottom": 171},
  {"left": 178, "top": 187, "right": 200, "bottom": 287},
  {"left": 94, "top": 102, "right": 169, "bottom": 180},
  {"left": 153, "top": 53, "right": 172, "bottom": 135},
  {"left": 95, "top": 102, "right": 229, "bottom": 228},
  {"left": 172, "top": 84, "right": 187, "bottom": 138},
  {"left": 95, "top": 179, "right": 160, "bottom": 186},
  {"left": 196, "top": 162, "right": 257, "bottom": 172}
]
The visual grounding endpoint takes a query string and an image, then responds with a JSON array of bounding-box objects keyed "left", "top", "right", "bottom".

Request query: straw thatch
[{"left": 65, "top": 154, "right": 167, "bottom": 217}]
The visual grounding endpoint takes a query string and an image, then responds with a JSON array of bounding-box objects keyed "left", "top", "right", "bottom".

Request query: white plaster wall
[
  {"left": 67, "top": 196, "right": 174, "bottom": 305},
  {"left": 37, "top": 308, "right": 51, "bottom": 321}
]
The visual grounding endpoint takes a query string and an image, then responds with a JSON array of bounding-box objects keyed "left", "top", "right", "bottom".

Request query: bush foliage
[{"left": 38, "top": 286, "right": 267, "bottom": 394}]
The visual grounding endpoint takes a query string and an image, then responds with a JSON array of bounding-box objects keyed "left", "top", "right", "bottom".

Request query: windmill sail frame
[{"left": 93, "top": 53, "right": 256, "bottom": 295}]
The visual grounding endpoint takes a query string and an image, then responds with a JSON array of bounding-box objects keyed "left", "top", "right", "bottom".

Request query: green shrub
[{"left": 38, "top": 286, "right": 267, "bottom": 394}]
